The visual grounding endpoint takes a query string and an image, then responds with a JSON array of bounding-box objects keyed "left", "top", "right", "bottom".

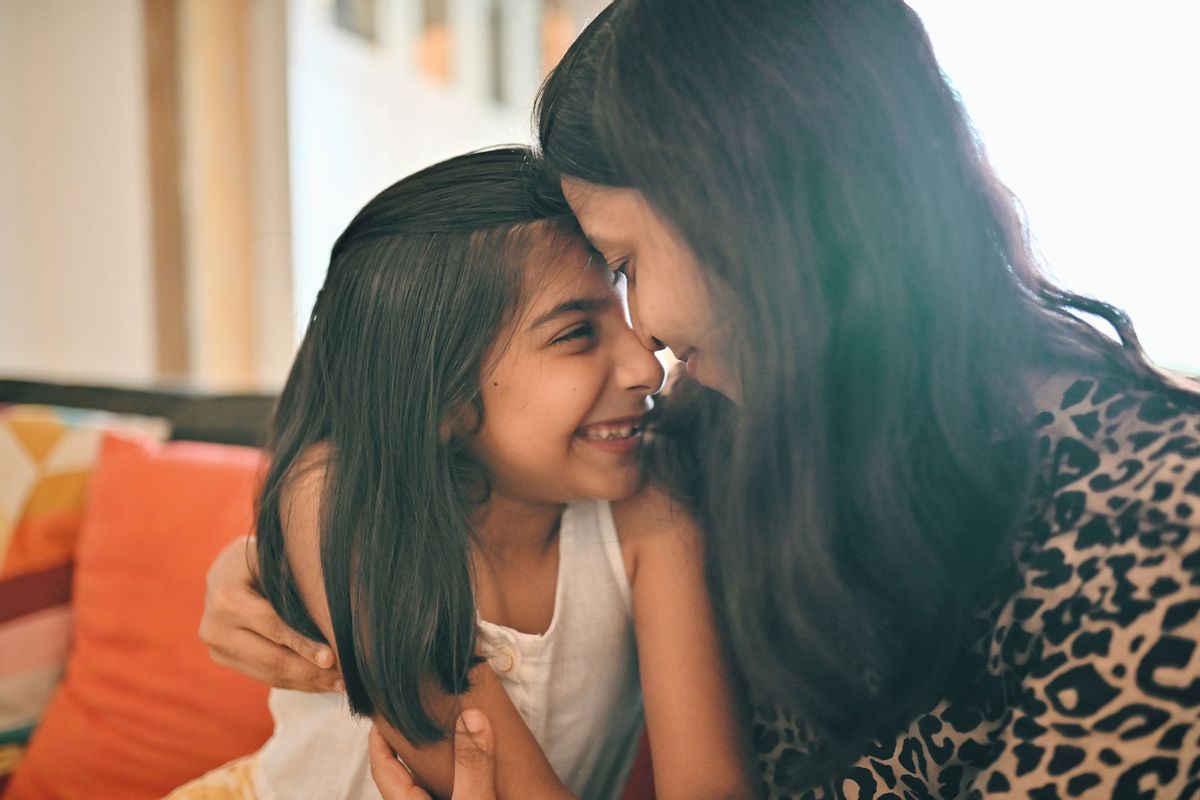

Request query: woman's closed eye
[{"left": 609, "top": 260, "right": 630, "bottom": 286}]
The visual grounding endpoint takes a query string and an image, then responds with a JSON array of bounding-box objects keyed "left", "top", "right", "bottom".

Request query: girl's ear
[{"left": 440, "top": 402, "right": 481, "bottom": 443}]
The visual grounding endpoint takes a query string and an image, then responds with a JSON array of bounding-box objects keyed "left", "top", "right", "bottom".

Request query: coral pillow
[
  {"left": 7, "top": 433, "right": 273, "bottom": 799},
  {"left": 0, "top": 405, "right": 169, "bottom": 793}
]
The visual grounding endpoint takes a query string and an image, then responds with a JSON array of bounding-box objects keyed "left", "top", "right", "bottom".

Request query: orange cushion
[
  {"left": 0, "top": 405, "right": 169, "bottom": 789},
  {"left": 8, "top": 433, "right": 273, "bottom": 800}
]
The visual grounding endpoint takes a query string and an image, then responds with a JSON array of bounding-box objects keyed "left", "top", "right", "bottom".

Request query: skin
[{"left": 560, "top": 177, "right": 738, "bottom": 401}]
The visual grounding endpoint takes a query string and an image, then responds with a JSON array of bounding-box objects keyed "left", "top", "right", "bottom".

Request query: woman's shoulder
[
  {"left": 1014, "top": 370, "right": 1199, "bottom": 626},
  {"left": 954, "top": 372, "right": 1200, "bottom": 797},
  {"left": 1027, "top": 371, "right": 1200, "bottom": 538}
]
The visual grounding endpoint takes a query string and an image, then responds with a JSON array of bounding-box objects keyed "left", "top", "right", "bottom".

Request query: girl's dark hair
[
  {"left": 255, "top": 147, "right": 578, "bottom": 743},
  {"left": 537, "top": 0, "right": 1197, "bottom": 781}
]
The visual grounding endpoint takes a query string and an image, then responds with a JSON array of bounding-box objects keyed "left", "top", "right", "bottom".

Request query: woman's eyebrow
[{"left": 529, "top": 295, "right": 613, "bottom": 329}]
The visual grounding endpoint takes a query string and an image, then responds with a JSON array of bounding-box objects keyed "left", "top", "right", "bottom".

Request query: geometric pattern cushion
[
  {"left": 0, "top": 405, "right": 168, "bottom": 792},
  {"left": 8, "top": 433, "right": 273, "bottom": 799}
]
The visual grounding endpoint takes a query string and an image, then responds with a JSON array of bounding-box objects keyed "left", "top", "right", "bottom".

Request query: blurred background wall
[
  {"left": 0, "top": 1, "right": 1196, "bottom": 392},
  {"left": 0, "top": 0, "right": 604, "bottom": 391},
  {"left": 1, "top": 0, "right": 157, "bottom": 386}
]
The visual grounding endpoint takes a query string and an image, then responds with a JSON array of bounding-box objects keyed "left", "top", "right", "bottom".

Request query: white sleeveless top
[{"left": 254, "top": 499, "right": 643, "bottom": 800}]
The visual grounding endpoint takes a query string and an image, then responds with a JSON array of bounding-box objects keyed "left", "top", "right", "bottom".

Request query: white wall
[
  {"left": 0, "top": 0, "right": 156, "bottom": 385},
  {"left": 287, "top": 0, "right": 561, "bottom": 338}
]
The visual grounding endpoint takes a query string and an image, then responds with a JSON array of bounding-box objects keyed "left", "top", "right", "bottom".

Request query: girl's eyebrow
[{"left": 529, "top": 295, "right": 613, "bottom": 329}]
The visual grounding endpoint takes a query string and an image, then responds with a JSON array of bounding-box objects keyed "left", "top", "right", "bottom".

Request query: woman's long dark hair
[
  {"left": 536, "top": 0, "right": 1197, "bottom": 781},
  {"left": 255, "top": 147, "right": 578, "bottom": 743}
]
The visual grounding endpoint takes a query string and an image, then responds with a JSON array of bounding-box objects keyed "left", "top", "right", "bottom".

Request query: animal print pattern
[{"left": 757, "top": 374, "right": 1200, "bottom": 799}]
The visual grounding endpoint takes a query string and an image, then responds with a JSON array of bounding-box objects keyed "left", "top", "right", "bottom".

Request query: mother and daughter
[{"left": 193, "top": 1, "right": 1200, "bottom": 798}]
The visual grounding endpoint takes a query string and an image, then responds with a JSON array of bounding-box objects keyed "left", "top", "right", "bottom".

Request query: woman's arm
[
  {"left": 199, "top": 534, "right": 342, "bottom": 692},
  {"left": 615, "top": 486, "right": 753, "bottom": 799},
  {"left": 281, "top": 461, "right": 571, "bottom": 800}
]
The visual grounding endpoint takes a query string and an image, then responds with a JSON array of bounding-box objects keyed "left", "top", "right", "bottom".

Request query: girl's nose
[
  {"left": 626, "top": 284, "right": 665, "bottom": 355},
  {"left": 619, "top": 329, "right": 667, "bottom": 396}
]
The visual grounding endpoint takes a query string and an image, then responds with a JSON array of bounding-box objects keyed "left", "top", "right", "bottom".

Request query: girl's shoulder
[
  {"left": 609, "top": 482, "right": 702, "bottom": 583},
  {"left": 282, "top": 441, "right": 333, "bottom": 497},
  {"left": 610, "top": 482, "right": 698, "bottom": 542}
]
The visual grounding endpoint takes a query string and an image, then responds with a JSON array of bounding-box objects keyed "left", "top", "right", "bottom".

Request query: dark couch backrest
[{"left": 0, "top": 379, "right": 277, "bottom": 447}]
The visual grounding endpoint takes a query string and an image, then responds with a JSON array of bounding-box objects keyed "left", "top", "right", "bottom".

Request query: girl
[{"left": 182, "top": 147, "right": 746, "bottom": 800}]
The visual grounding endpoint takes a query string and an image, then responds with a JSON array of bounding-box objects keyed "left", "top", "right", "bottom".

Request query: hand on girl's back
[{"left": 199, "top": 534, "right": 343, "bottom": 692}]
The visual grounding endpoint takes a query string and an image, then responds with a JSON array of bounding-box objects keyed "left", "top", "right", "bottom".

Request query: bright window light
[{"left": 908, "top": 1, "right": 1200, "bottom": 373}]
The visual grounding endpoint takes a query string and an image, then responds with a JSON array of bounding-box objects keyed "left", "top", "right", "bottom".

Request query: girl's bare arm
[{"left": 615, "top": 486, "right": 752, "bottom": 800}]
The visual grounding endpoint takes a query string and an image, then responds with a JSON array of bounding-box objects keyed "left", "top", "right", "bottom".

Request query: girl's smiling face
[
  {"left": 561, "top": 177, "right": 740, "bottom": 400},
  {"left": 471, "top": 233, "right": 665, "bottom": 507}
]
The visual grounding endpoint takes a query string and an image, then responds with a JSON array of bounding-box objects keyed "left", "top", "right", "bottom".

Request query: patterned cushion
[
  {"left": 8, "top": 433, "right": 273, "bottom": 799},
  {"left": 0, "top": 405, "right": 168, "bottom": 790}
]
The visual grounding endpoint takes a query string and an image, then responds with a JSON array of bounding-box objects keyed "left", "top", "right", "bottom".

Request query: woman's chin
[{"left": 686, "top": 351, "right": 740, "bottom": 403}]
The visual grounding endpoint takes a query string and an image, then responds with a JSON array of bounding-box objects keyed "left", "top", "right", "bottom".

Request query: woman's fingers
[
  {"left": 238, "top": 587, "right": 335, "bottom": 668},
  {"left": 450, "top": 710, "right": 496, "bottom": 799},
  {"left": 369, "top": 712, "right": 497, "bottom": 800},
  {"left": 369, "top": 725, "right": 430, "bottom": 800},
  {"left": 199, "top": 535, "right": 339, "bottom": 691},
  {"left": 207, "top": 627, "right": 340, "bottom": 691}
]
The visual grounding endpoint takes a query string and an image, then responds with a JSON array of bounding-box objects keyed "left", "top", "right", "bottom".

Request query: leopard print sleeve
[{"left": 969, "top": 377, "right": 1200, "bottom": 798}]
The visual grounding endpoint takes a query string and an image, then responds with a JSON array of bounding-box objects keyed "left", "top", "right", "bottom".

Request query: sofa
[
  {"left": 0, "top": 377, "right": 278, "bottom": 799},
  {"left": 0, "top": 378, "right": 655, "bottom": 799}
]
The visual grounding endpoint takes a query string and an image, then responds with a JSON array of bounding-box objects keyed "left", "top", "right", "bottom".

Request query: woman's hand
[
  {"left": 199, "top": 534, "right": 342, "bottom": 692},
  {"left": 369, "top": 711, "right": 496, "bottom": 800}
]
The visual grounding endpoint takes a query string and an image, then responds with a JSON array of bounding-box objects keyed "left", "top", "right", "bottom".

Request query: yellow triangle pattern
[
  {"left": 21, "top": 470, "right": 91, "bottom": 518},
  {"left": 6, "top": 414, "right": 66, "bottom": 464}
]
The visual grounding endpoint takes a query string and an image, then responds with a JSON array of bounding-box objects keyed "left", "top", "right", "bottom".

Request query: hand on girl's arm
[
  {"left": 198, "top": 534, "right": 342, "bottom": 692},
  {"left": 617, "top": 486, "right": 753, "bottom": 800},
  {"left": 370, "top": 710, "right": 499, "bottom": 800},
  {"left": 371, "top": 662, "right": 573, "bottom": 800}
]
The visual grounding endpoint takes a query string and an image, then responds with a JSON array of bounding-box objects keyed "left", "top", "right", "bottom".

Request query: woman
[{"left": 205, "top": 1, "right": 1200, "bottom": 797}]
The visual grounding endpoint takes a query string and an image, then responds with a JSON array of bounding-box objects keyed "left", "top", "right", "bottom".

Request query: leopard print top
[{"left": 756, "top": 374, "right": 1200, "bottom": 799}]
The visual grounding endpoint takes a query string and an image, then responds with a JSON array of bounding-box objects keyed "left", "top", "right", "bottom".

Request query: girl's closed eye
[{"left": 551, "top": 321, "right": 598, "bottom": 349}]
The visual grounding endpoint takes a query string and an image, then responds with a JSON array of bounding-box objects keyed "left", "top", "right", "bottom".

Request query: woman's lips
[{"left": 681, "top": 348, "right": 701, "bottom": 379}]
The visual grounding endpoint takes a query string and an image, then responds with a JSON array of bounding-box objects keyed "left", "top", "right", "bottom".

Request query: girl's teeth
[{"left": 582, "top": 423, "right": 638, "bottom": 440}]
